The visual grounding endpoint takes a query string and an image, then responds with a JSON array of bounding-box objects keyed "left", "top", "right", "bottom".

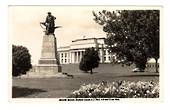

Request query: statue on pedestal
[
  {"left": 40, "top": 12, "right": 61, "bottom": 35},
  {"left": 26, "top": 12, "right": 62, "bottom": 77}
]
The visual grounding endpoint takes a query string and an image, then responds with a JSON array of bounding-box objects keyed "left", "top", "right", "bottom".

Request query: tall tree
[
  {"left": 79, "top": 47, "right": 100, "bottom": 74},
  {"left": 93, "top": 10, "right": 159, "bottom": 72},
  {"left": 12, "top": 45, "right": 32, "bottom": 76}
]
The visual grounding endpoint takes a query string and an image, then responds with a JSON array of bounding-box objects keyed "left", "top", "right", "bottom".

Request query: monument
[{"left": 28, "top": 12, "right": 62, "bottom": 77}]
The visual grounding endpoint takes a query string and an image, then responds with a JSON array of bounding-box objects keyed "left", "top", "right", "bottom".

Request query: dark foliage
[
  {"left": 12, "top": 45, "right": 32, "bottom": 76},
  {"left": 79, "top": 47, "right": 100, "bottom": 74},
  {"left": 93, "top": 10, "right": 159, "bottom": 72}
]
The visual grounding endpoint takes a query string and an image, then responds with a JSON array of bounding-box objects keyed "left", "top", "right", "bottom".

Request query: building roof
[
  {"left": 58, "top": 37, "right": 106, "bottom": 51},
  {"left": 72, "top": 37, "right": 105, "bottom": 42}
]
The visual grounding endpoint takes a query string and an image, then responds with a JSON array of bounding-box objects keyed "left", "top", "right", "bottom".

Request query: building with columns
[
  {"left": 57, "top": 37, "right": 159, "bottom": 71},
  {"left": 57, "top": 37, "right": 112, "bottom": 64}
]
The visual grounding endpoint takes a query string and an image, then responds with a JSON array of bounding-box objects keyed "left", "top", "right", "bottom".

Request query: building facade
[
  {"left": 57, "top": 37, "right": 112, "bottom": 64},
  {"left": 57, "top": 37, "right": 159, "bottom": 71}
]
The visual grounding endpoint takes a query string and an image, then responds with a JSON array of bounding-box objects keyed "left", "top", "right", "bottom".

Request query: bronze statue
[{"left": 40, "top": 12, "right": 61, "bottom": 35}]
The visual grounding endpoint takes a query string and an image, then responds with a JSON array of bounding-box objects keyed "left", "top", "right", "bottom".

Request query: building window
[
  {"left": 103, "top": 50, "right": 106, "bottom": 55},
  {"left": 65, "top": 59, "right": 67, "bottom": 63},
  {"left": 65, "top": 53, "right": 67, "bottom": 58},
  {"left": 61, "top": 59, "right": 63, "bottom": 64},
  {"left": 108, "top": 50, "right": 110, "bottom": 54},
  {"left": 108, "top": 56, "right": 111, "bottom": 61},
  {"left": 104, "top": 57, "right": 106, "bottom": 61},
  {"left": 68, "top": 53, "right": 70, "bottom": 58},
  {"left": 61, "top": 53, "right": 63, "bottom": 58}
]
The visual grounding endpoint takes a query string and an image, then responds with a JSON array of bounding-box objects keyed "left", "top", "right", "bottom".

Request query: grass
[{"left": 12, "top": 64, "right": 159, "bottom": 98}]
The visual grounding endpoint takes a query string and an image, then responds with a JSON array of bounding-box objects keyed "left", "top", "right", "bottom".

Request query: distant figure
[{"left": 40, "top": 12, "right": 60, "bottom": 35}]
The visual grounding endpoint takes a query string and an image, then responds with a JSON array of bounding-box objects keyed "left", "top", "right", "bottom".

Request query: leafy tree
[
  {"left": 93, "top": 10, "right": 159, "bottom": 72},
  {"left": 12, "top": 45, "right": 32, "bottom": 76},
  {"left": 79, "top": 47, "right": 100, "bottom": 74}
]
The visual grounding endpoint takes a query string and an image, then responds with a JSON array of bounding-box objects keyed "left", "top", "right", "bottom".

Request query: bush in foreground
[{"left": 68, "top": 81, "right": 159, "bottom": 98}]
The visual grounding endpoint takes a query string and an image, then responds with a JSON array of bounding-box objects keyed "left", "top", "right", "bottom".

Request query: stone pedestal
[
  {"left": 39, "top": 34, "right": 59, "bottom": 64},
  {"left": 28, "top": 34, "right": 62, "bottom": 77}
]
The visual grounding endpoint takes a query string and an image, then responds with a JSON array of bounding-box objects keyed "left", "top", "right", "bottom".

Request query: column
[
  {"left": 77, "top": 51, "right": 79, "bottom": 63},
  {"left": 71, "top": 52, "right": 73, "bottom": 63},
  {"left": 70, "top": 52, "right": 72, "bottom": 63},
  {"left": 74, "top": 52, "right": 75, "bottom": 63},
  {"left": 68, "top": 52, "right": 70, "bottom": 63},
  {"left": 100, "top": 49, "right": 104, "bottom": 63},
  {"left": 76, "top": 51, "right": 79, "bottom": 63},
  {"left": 78, "top": 51, "right": 80, "bottom": 63},
  {"left": 74, "top": 52, "right": 76, "bottom": 63},
  {"left": 80, "top": 51, "right": 82, "bottom": 61},
  {"left": 106, "top": 49, "right": 109, "bottom": 63},
  {"left": 60, "top": 53, "right": 62, "bottom": 64}
]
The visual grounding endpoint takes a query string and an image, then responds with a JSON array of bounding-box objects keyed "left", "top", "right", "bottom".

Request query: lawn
[{"left": 12, "top": 64, "right": 159, "bottom": 98}]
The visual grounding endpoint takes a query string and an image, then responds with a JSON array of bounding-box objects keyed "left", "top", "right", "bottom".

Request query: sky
[
  {"left": 9, "top": 6, "right": 159, "bottom": 64},
  {"left": 9, "top": 6, "right": 112, "bottom": 64}
]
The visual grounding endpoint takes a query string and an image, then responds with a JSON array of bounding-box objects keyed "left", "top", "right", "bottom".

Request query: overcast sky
[
  {"left": 9, "top": 6, "right": 158, "bottom": 64},
  {"left": 9, "top": 6, "right": 113, "bottom": 64}
]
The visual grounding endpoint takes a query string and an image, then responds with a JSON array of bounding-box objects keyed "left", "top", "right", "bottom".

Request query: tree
[
  {"left": 93, "top": 10, "right": 159, "bottom": 72},
  {"left": 12, "top": 45, "right": 32, "bottom": 76},
  {"left": 79, "top": 47, "right": 100, "bottom": 74}
]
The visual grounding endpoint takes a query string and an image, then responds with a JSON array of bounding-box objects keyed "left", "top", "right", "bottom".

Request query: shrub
[
  {"left": 68, "top": 81, "right": 159, "bottom": 98},
  {"left": 79, "top": 47, "right": 100, "bottom": 74},
  {"left": 12, "top": 45, "right": 32, "bottom": 76}
]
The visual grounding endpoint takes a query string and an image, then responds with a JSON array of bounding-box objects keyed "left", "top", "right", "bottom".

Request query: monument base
[
  {"left": 24, "top": 33, "right": 63, "bottom": 78},
  {"left": 25, "top": 65, "right": 63, "bottom": 78},
  {"left": 34, "top": 65, "right": 62, "bottom": 75}
]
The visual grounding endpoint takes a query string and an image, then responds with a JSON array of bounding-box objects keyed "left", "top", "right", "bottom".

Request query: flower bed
[{"left": 68, "top": 81, "right": 159, "bottom": 98}]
